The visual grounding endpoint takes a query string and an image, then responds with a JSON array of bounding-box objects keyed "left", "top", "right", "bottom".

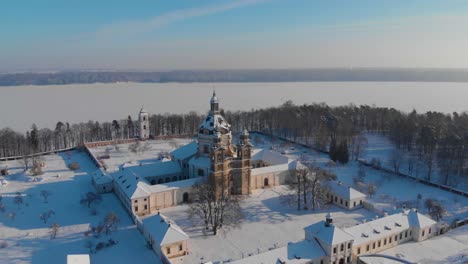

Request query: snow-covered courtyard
[
  {"left": 161, "top": 186, "right": 374, "bottom": 264},
  {"left": 0, "top": 151, "right": 159, "bottom": 264}
]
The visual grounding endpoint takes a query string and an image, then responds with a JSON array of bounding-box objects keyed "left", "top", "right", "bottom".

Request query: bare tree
[
  {"left": 388, "top": 149, "right": 403, "bottom": 174},
  {"left": 40, "top": 190, "right": 51, "bottom": 203},
  {"left": 80, "top": 192, "right": 102, "bottom": 208},
  {"left": 367, "top": 182, "right": 377, "bottom": 198},
  {"left": 49, "top": 223, "right": 60, "bottom": 239},
  {"left": 188, "top": 179, "right": 243, "bottom": 235},
  {"left": 13, "top": 192, "right": 23, "bottom": 208},
  {"left": 40, "top": 210, "right": 55, "bottom": 224},
  {"left": 104, "top": 212, "right": 120, "bottom": 235}
]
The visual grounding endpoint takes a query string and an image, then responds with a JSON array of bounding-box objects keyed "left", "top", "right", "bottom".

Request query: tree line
[{"left": 1, "top": 101, "right": 467, "bottom": 187}]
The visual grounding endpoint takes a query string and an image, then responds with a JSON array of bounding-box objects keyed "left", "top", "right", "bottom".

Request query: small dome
[
  {"left": 210, "top": 91, "right": 219, "bottom": 104},
  {"left": 139, "top": 106, "right": 147, "bottom": 113},
  {"left": 241, "top": 128, "right": 249, "bottom": 136}
]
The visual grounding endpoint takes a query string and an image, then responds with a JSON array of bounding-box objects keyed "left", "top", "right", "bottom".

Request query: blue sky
[{"left": 2, "top": 0, "right": 468, "bottom": 71}]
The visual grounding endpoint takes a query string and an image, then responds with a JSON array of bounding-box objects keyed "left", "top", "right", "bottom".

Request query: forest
[{"left": 0, "top": 101, "right": 467, "bottom": 188}]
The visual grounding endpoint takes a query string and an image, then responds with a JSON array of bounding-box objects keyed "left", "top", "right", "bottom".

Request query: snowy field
[
  {"left": 382, "top": 224, "right": 468, "bottom": 263},
  {"left": 0, "top": 151, "right": 159, "bottom": 264},
  {"left": 252, "top": 133, "right": 468, "bottom": 224},
  {"left": 362, "top": 132, "right": 468, "bottom": 191},
  {"left": 0, "top": 134, "right": 467, "bottom": 264},
  {"left": 161, "top": 186, "right": 375, "bottom": 264},
  {"left": 88, "top": 138, "right": 194, "bottom": 172}
]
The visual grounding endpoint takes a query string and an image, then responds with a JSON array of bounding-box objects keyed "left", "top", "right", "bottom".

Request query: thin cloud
[{"left": 76, "top": 0, "right": 268, "bottom": 42}]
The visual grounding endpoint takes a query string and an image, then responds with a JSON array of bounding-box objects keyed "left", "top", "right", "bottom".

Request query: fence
[{"left": 0, "top": 147, "right": 76, "bottom": 162}]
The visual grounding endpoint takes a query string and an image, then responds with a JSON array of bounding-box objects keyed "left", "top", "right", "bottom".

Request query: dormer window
[
  {"left": 373, "top": 229, "right": 380, "bottom": 234},
  {"left": 361, "top": 233, "right": 368, "bottom": 238},
  {"left": 384, "top": 226, "right": 391, "bottom": 230},
  {"left": 395, "top": 222, "right": 401, "bottom": 227}
]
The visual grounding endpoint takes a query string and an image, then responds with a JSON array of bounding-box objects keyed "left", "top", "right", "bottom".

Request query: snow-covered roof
[
  {"left": 304, "top": 220, "right": 354, "bottom": 246},
  {"left": 251, "top": 163, "right": 289, "bottom": 176},
  {"left": 328, "top": 181, "right": 366, "bottom": 200},
  {"left": 231, "top": 239, "right": 325, "bottom": 264},
  {"left": 344, "top": 209, "right": 437, "bottom": 246},
  {"left": 188, "top": 156, "right": 211, "bottom": 169},
  {"left": 67, "top": 255, "right": 90, "bottom": 264},
  {"left": 199, "top": 113, "right": 231, "bottom": 132},
  {"left": 120, "top": 160, "right": 181, "bottom": 179},
  {"left": 171, "top": 141, "right": 198, "bottom": 160},
  {"left": 252, "top": 149, "right": 289, "bottom": 165},
  {"left": 112, "top": 160, "right": 185, "bottom": 199},
  {"left": 141, "top": 213, "right": 189, "bottom": 246},
  {"left": 92, "top": 168, "right": 113, "bottom": 185}
]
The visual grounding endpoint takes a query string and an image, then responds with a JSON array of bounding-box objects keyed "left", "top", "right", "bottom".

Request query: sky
[{"left": 2, "top": 0, "right": 468, "bottom": 71}]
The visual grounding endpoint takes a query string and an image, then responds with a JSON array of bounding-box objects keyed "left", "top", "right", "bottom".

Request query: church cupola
[
  {"left": 325, "top": 212, "right": 333, "bottom": 227},
  {"left": 210, "top": 90, "right": 220, "bottom": 115}
]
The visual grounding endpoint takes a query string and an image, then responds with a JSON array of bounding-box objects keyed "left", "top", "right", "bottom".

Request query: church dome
[{"left": 210, "top": 91, "right": 219, "bottom": 104}]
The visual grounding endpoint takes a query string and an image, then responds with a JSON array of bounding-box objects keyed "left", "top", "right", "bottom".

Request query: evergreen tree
[{"left": 30, "top": 124, "right": 39, "bottom": 152}]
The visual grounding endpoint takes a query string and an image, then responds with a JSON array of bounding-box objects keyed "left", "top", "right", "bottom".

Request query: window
[
  {"left": 143, "top": 125, "right": 146, "bottom": 130},
  {"left": 378, "top": 241, "right": 381, "bottom": 247},
  {"left": 384, "top": 238, "right": 387, "bottom": 245},
  {"left": 429, "top": 228, "right": 431, "bottom": 234},
  {"left": 347, "top": 256, "right": 351, "bottom": 263},
  {"left": 340, "top": 198, "right": 343, "bottom": 204},
  {"left": 143, "top": 116, "right": 146, "bottom": 121},
  {"left": 353, "top": 201, "right": 356, "bottom": 207},
  {"left": 144, "top": 205, "right": 147, "bottom": 210},
  {"left": 405, "top": 231, "right": 408, "bottom": 238},
  {"left": 400, "top": 233, "right": 403, "bottom": 240},
  {"left": 134, "top": 200, "right": 138, "bottom": 203},
  {"left": 357, "top": 247, "right": 361, "bottom": 254},
  {"left": 340, "top": 244, "right": 344, "bottom": 251},
  {"left": 134, "top": 206, "right": 138, "bottom": 212},
  {"left": 335, "top": 197, "right": 338, "bottom": 202},
  {"left": 333, "top": 247, "right": 336, "bottom": 253},
  {"left": 345, "top": 201, "right": 348, "bottom": 207},
  {"left": 422, "top": 230, "right": 425, "bottom": 236},
  {"left": 395, "top": 235, "right": 398, "bottom": 241},
  {"left": 179, "top": 244, "right": 183, "bottom": 251},
  {"left": 389, "top": 237, "right": 392, "bottom": 243},
  {"left": 144, "top": 198, "right": 147, "bottom": 201},
  {"left": 372, "top": 243, "right": 375, "bottom": 249},
  {"left": 347, "top": 243, "right": 351, "bottom": 249},
  {"left": 410, "top": 231, "right": 412, "bottom": 236},
  {"left": 366, "top": 245, "right": 370, "bottom": 251},
  {"left": 167, "top": 247, "right": 170, "bottom": 254},
  {"left": 204, "top": 145, "right": 209, "bottom": 153},
  {"left": 198, "top": 169, "right": 204, "bottom": 176}
]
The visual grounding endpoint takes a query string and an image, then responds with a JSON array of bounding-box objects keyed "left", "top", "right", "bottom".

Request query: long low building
[{"left": 232, "top": 209, "right": 438, "bottom": 264}]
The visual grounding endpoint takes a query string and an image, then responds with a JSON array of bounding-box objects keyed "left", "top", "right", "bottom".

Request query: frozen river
[{"left": 1, "top": 82, "right": 467, "bottom": 132}]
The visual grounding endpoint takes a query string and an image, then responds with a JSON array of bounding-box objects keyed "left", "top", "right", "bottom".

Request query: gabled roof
[
  {"left": 407, "top": 209, "right": 437, "bottom": 228},
  {"left": 251, "top": 149, "right": 289, "bottom": 165},
  {"left": 188, "top": 156, "right": 211, "bottom": 169},
  {"left": 304, "top": 221, "right": 354, "bottom": 246},
  {"left": 328, "top": 181, "right": 366, "bottom": 200},
  {"left": 141, "top": 213, "right": 189, "bottom": 246},
  {"left": 171, "top": 141, "right": 198, "bottom": 160},
  {"left": 92, "top": 168, "right": 113, "bottom": 185}
]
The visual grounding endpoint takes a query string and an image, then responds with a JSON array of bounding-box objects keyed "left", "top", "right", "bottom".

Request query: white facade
[{"left": 138, "top": 108, "right": 149, "bottom": 139}]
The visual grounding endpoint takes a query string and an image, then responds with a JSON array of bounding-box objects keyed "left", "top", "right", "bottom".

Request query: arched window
[{"left": 144, "top": 125, "right": 146, "bottom": 130}]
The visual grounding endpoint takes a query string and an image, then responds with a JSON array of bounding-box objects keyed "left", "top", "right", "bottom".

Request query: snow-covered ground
[
  {"left": 0, "top": 151, "right": 159, "bottom": 264},
  {"left": 381, "top": 224, "right": 468, "bottom": 264},
  {"left": 88, "top": 138, "right": 194, "bottom": 172},
  {"left": 252, "top": 133, "right": 468, "bottom": 224},
  {"left": 1, "top": 134, "right": 467, "bottom": 264},
  {"left": 161, "top": 186, "right": 375, "bottom": 264}
]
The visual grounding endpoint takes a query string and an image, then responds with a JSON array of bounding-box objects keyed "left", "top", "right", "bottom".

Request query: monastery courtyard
[{"left": 161, "top": 185, "right": 375, "bottom": 264}]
